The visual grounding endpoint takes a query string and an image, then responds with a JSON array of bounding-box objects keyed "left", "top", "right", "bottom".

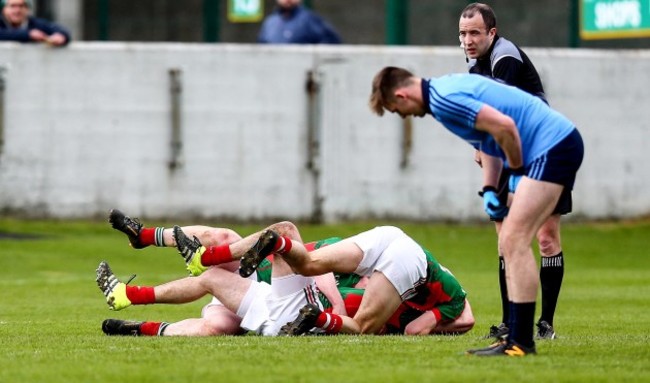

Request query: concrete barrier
[{"left": 0, "top": 42, "right": 648, "bottom": 222}]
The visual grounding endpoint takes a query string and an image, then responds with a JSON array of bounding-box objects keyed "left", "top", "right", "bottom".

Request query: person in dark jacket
[
  {"left": 258, "top": 0, "right": 340, "bottom": 44},
  {"left": 0, "top": 0, "right": 70, "bottom": 46}
]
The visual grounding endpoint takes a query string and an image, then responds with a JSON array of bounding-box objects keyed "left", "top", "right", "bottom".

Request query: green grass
[{"left": 0, "top": 218, "right": 649, "bottom": 382}]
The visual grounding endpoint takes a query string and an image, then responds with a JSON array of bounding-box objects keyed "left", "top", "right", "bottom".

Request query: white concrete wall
[{"left": 0, "top": 42, "right": 648, "bottom": 221}]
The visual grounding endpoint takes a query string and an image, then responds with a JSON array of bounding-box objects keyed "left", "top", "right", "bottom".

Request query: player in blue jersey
[
  {"left": 459, "top": 3, "right": 565, "bottom": 340},
  {"left": 369, "top": 67, "right": 583, "bottom": 356}
]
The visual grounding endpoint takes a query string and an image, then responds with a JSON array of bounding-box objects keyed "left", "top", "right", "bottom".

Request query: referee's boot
[
  {"left": 238, "top": 229, "right": 280, "bottom": 278},
  {"left": 535, "top": 320, "right": 557, "bottom": 339},
  {"left": 483, "top": 322, "right": 509, "bottom": 340},
  {"left": 108, "top": 209, "right": 145, "bottom": 249}
]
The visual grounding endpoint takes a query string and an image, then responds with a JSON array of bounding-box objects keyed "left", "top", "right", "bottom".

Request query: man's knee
[
  {"left": 202, "top": 228, "right": 241, "bottom": 246},
  {"left": 358, "top": 319, "right": 385, "bottom": 334},
  {"left": 203, "top": 308, "right": 242, "bottom": 335},
  {"left": 354, "top": 309, "right": 389, "bottom": 334},
  {"left": 269, "top": 221, "right": 300, "bottom": 240},
  {"left": 536, "top": 219, "right": 562, "bottom": 256}
]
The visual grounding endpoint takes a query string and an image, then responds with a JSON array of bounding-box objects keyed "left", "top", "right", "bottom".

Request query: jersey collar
[{"left": 421, "top": 79, "right": 433, "bottom": 116}]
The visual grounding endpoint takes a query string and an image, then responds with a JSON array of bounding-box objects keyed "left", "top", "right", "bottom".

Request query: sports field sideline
[{"left": 0, "top": 218, "right": 648, "bottom": 382}]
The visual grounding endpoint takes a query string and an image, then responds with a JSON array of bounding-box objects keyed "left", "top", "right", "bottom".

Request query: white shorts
[
  {"left": 201, "top": 270, "right": 259, "bottom": 318},
  {"left": 347, "top": 226, "right": 427, "bottom": 300},
  {"left": 236, "top": 273, "right": 322, "bottom": 336}
]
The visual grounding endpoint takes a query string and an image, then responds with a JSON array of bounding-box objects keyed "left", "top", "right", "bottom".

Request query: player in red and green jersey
[
  {"left": 174, "top": 221, "right": 474, "bottom": 336},
  {"left": 279, "top": 235, "right": 474, "bottom": 336}
]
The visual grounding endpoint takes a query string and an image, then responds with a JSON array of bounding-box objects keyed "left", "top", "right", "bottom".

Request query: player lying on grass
[
  {"left": 98, "top": 223, "right": 331, "bottom": 336},
  {"left": 175, "top": 221, "right": 475, "bottom": 336},
  {"left": 102, "top": 209, "right": 349, "bottom": 336},
  {"left": 102, "top": 212, "right": 473, "bottom": 336}
]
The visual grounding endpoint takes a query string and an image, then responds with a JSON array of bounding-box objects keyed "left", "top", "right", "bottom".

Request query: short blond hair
[{"left": 369, "top": 66, "right": 414, "bottom": 116}]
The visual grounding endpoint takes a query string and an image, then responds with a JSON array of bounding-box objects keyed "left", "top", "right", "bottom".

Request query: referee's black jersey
[{"left": 468, "top": 35, "right": 547, "bottom": 104}]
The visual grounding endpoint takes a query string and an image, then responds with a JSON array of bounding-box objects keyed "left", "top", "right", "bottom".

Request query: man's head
[
  {"left": 369, "top": 66, "right": 425, "bottom": 118},
  {"left": 276, "top": 0, "right": 301, "bottom": 10},
  {"left": 459, "top": 3, "right": 497, "bottom": 60},
  {"left": 2, "top": 0, "right": 30, "bottom": 27}
]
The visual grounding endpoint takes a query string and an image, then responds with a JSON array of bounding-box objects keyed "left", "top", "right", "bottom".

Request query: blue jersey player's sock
[{"left": 509, "top": 302, "right": 535, "bottom": 347}]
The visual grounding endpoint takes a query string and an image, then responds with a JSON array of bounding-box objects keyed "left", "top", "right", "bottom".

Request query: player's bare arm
[
  {"left": 474, "top": 104, "right": 523, "bottom": 169},
  {"left": 479, "top": 152, "right": 503, "bottom": 188}
]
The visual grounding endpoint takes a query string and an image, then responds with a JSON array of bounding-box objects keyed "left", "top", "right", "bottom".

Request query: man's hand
[
  {"left": 29, "top": 29, "right": 48, "bottom": 42},
  {"left": 46, "top": 32, "right": 67, "bottom": 46},
  {"left": 481, "top": 186, "right": 508, "bottom": 219}
]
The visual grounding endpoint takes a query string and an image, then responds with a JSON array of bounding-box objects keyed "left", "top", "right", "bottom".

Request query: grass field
[{"left": 0, "top": 218, "right": 648, "bottom": 382}]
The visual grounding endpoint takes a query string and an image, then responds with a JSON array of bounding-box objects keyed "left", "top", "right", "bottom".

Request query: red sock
[
  {"left": 315, "top": 312, "right": 343, "bottom": 334},
  {"left": 272, "top": 236, "right": 293, "bottom": 255},
  {"left": 139, "top": 228, "right": 156, "bottom": 247},
  {"left": 201, "top": 245, "right": 233, "bottom": 266},
  {"left": 125, "top": 285, "right": 156, "bottom": 305},
  {"left": 139, "top": 321, "right": 162, "bottom": 336}
]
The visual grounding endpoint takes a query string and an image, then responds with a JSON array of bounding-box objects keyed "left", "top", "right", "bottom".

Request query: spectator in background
[
  {"left": 258, "top": 0, "right": 341, "bottom": 44},
  {"left": 0, "top": 0, "right": 70, "bottom": 46}
]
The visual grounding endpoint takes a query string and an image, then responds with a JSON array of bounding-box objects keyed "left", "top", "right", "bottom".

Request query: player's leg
[
  {"left": 109, "top": 208, "right": 242, "bottom": 249},
  {"left": 161, "top": 303, "right": 243, "bottom": 336},
  {"left": 278, "top": 288, "right": 365, "bottom": 336},
  {"left": 282, "top": 225, "right": 412, "bottom": 279},
  {"left": 236, "top": 223, "right": 364, "bottom": 278},
  {"left": 254, "top": 252, "right": 328, "bottom": 335},
  {"left": 495, "top": 178, "right": 562, "bottom": 352},
  {"left": 102, "top": 288, "right": 247, "bottom": 337},
  {"left": 278, "top": 272, "right": 399, "bottom": 336},
  {"left": 472, "top": 129, "right": 583, "bottom": 356},
  {"left": 486, "top": 165, "right": 512, "bottom": 339},
  {"left": 96, "top": 260, "right": 213, "bottom": 310},
  {"left": 174, "top": 221, "right": 302, "bottom": 277},
  {"left": 96, "top": 263, "right": 234, "bottom": 337},
  {"left": 352, "top": 271, "right": 404, "bottom": 333}
]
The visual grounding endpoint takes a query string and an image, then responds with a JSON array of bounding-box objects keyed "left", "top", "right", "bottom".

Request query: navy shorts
[
  {"left": 491, "top": 129, "right": 583, "bottom": 221},
  {"left": 527, "top": 129, "right": 584, "bottom": 191}
]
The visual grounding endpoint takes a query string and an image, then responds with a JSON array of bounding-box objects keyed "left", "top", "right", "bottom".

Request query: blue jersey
[{"left": 424, "top": 73, "right": 575, "bottom": 168}]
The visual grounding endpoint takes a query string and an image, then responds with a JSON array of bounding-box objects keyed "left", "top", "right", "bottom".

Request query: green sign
[
  {"left": 228, "top": 0, "right": 264, "bottom": 23},
  {"left": 581, "top": 0, "right": 650, "bottom": 39}
]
